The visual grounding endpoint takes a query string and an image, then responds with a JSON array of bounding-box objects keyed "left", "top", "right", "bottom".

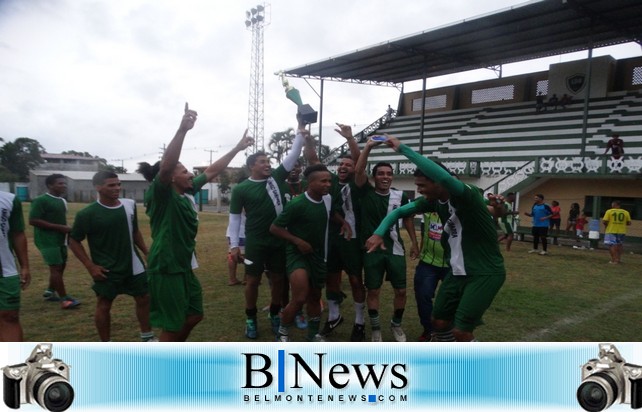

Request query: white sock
[
  {"left": 354, "top": 302, "right": 365, "bottom": 325},
  {"left": 328, "top": 300, "right": 340, "bottom": 321}
]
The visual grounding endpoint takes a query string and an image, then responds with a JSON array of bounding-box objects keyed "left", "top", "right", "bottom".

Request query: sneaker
[
  {"left": 390, "top": 322, "right": 407, "bottom": 342},
  {"left": 309, "top": 334, "right": 326, "bottom": 342},
  {"left": 528, "top": 249, "right": 539, "bottom": 254},
  {"left": 277, "top": 334, "right": 290, "bottom": 342},
  {"left": 143, "top": 336, "right": 159, "bottom": 342},
  {"left": 319, "top": 314, "right": 344, "bottom": 337},
  {"left": 60, "top": 297, "right": 80, "bottom": 309},
  {"left": 539, "top": 251, "right": 548, "bottom": 256},
  {"left": 269, "top": 315, "right": 281, "bottom": 336},
  {"left": 295, "top": 313, "right": 308, "bottom": 329},
  {"left": 371, "top": 330, "right": 383, "bottom": 342},
  {"left": 350, "top": 323, "right": 366, "bottom": 342},
  {"left": 245, "top": 318, "right": 258, "bottom": 339},
  {"left": 43, "top": 289, "right": 60, "bottom": 302}
]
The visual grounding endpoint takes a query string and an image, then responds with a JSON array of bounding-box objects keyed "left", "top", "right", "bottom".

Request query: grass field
[{"left": 16, "top": 202, "right": 642, "bottom": 342}]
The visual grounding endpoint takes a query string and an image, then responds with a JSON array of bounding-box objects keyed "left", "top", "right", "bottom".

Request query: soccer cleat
[
  {"left": 245, "top": 318, "right": 258, "bottom": 339},
  {"left": 539, "top": 250, "right": 548, "bottom": 255},
  {"left": 43, "top": 289, "right": 60, "bottom": 302},
  {"left": 528, "top": 249, "right": 539, "bottom": 254},
  {"left": 60, "top": 297, "right": 80, "bottom": 309},
  {"left": 390, "top": 322, "right": 407, "bottom": 342},
  {"left": 350, "top": 323, "right": 366, "bottom": 342},
  {"left": 143, "top": 336, "right": 159, "bottom": 342},
  {"left": 269, "top": 315, "right": 281, "bottom": 336},
  {"left": 371, "top": 330, "right": 383, "bottom": 342},
  {"left": 295, "top": 312, "right": 308, "bottom": 329},
  {"left": 309, "top": 334, "right": 326, "bottom": 342},
  {"left": 277, "top": 334, "right": 290, "bottom": 343},
  {"left": 319, "top": 314, "right": 344, "bottom": 337}
]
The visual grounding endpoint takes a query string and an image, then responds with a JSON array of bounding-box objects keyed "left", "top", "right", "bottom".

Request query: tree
[
  {"left": 267, "top": 128, "right": 296, "bottom": 165},
  {"left": 0, "top": 137, "right": 45, "bottom": 181}
]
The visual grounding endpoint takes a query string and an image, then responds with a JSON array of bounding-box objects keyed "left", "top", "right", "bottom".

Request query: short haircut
[
  {"left": 45, "top": 173, "right": 66, "bottom": 187},
  {"left": 92, "top": 171, "right": 118, "bottom": 186},
  {"left": 303, "top": 164, "right": 328, "bottom": 179},
  {"left": 612, "top": 199, "right": 621, "bottom": 207},
  {"left": 535, "top": 193, "right": 544, "bottom": 200},
  {"left": 507, "top": 192, "right": 515, "bottom": 196},
  {"left": 246, "top": 151, "right": 267, "bottom": 169},
  {"left": 371, "top": 162, "right": 393, "bottom": 176}
]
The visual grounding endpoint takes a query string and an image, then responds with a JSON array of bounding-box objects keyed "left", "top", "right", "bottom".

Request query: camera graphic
[
  {"left": 577, "top": 343, "right": 642, "bottom": 411},
  {"left": 3, "top": 343, "right": 74, "bottom": 412}
]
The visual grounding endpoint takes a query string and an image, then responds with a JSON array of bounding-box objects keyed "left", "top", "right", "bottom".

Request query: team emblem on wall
[{"left": 566, "top": 73, "right": 586, "bottom": 93}]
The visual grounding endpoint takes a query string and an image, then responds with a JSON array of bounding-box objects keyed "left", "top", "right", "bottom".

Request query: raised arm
[
  {"left": 159, "top": 103, "right": 197, "bottom": 185},
  {"left": 335, "top": 123, "right": 360, "bottom": 163},
  {"left": 354, "top": 139, "right": 380, "bottom": 187},
  {"left": 202, "top": 129, "right": 254, "bottom": 182},
  {"left": 384, "top": 135, "right": 465, "bottom": 197}
]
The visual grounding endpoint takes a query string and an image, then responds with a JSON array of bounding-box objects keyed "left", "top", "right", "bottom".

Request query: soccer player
[
  {"left": 137, "top": 103, "right": 253, "bottom": 341},
  {"left": 0, "top": 190, "right": 31, "bottom": 341},
  {"left": 68, "top": 171, "right": 156, "bottom": 342},
  {"left": 29, "top": 173, "right": 80, "bottom": 309},
  {"left": 365, "top": 135, "right": 506, "bottom": 342},
  {"left": 354, "top": 138, "right": 419, "bottom": 342},
  {"left": 602, "top": 200, "right": 632, "bottom": 264},
  {"left": 228, "top": 117, "right": 306, "bottom": 340},
  {"left": 270, "top": 164, "right": 350, "bottom": 342},
  {"left": 309, "top": 123, "right": 366, "bottom": 341}
]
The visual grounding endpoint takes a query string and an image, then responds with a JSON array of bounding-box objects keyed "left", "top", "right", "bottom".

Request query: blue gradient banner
[{"left": 1, "top": 342, "right": 637, "bottom": 412}]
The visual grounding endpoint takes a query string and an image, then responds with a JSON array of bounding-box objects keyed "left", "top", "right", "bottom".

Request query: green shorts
[
  {"left": 326, "top": 236, "right": 363, "bottom": 278},
  {"left": 38, "top": 246, "right": 67, "bottom": 266},
  {"left": 0, "top": 276, "right": 21, "bottom": 311},
  {"left": 363, "top": 252, "right": 407, "bottom": 290},
  {"left": 433, "top": 272, "right": 506, "bottom": 332},
  {"left": 149, "top": 271, "right": 203, "bottom": 332},
  {"left": 92, "top": 271, "right": 149, "bottom": 301},
  {"left": 500, "top": 221, "right": 513, "bottom": 236},
  {"left": 286, "top": 251, "right": 327, "bottom": 290},
  {"left": 244, "top": 237, "right": 286, "bottom": 277}
]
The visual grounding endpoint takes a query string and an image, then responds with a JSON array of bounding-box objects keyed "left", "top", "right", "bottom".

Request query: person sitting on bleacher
[
  {"left": 547, "top": 94, "right": 559, "bottom": 110},
  {"left": 559, "top": 94, "right": 573, "bottom": 109}
]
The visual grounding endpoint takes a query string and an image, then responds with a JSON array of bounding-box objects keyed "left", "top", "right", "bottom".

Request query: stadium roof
[{"left": 283, "top": 0, "right": 642, "bottom": 86}]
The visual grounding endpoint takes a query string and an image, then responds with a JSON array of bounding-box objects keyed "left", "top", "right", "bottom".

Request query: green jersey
[
  {"left": 272, "top": 192, "right": 334, "bottom": 261},
  {"left": 375, "top": 144, "right": 505, "bottom": 277},
  {"left": 328, "top": 176, "right": 359, "bottom": 240},
  {"left": 229, "top": 164, "right": 289, "bottom": 243},
  {"left": 70, "top": 199, "right": 145, "bottom": 276},
  {"left": 355, "top": 183, "right": 409, "bottom": 256},
  {"left": 0, "top": 192, "right": 24, "bottom": 277},
  {"left": 29, "top": 193, "right": 68, "bottom": 249},
  {"left": 144, "top": 173, "right": 207, "bottom": 275}
]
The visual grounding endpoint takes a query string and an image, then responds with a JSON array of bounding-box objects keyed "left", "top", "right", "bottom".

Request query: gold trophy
[{"left": 276, "top": 71, "right": 318, "bottom": 124}]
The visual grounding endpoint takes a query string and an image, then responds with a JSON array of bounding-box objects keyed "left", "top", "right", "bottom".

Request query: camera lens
[
  {"left": 577, "top": 373, "right": 618, "bottom": 412},
  {"left": 32, "top": 372, "right": 74, "bottom": 412}
]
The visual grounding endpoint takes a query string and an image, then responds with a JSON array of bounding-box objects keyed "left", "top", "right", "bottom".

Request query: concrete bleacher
[{"left": 365, "top": 91, "right": 642, "bottom": 164}]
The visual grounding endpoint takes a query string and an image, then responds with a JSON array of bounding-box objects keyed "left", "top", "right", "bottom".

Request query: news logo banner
[{"left": 1, "top": 343, "right": 630, "bottom": 411}]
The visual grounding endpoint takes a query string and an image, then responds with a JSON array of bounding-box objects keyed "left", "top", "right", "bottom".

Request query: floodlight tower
[{"left": 245, "top": 4, "right": 270, "bottom": 153}]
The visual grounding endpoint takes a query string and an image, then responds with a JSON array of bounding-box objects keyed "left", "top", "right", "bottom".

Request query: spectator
[
  {"left": 602, "top": 200, "right": 632, "bottom": 264},
  {"left": 535, "top": 92, "right": 545, "bottom": 113},
  {"left": 604, "top": 134, "right": 625, "bottom": 159},
  {"left": 559, "top": 94, "right": 573, "bottom": 109},
  {"left": 549, "top": 200, "right": 561, "bottom": 245},
  {"left": 524, "top": 194, "right": 553, "bottom": 255},
  {"left": 547, "top": 94, "right": 559, "bottom": 110},
  {"left": 565, "top": 203, "right": 581, "bottom": 233}
]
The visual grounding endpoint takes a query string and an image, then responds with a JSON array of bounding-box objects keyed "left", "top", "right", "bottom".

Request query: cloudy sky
[{"left": 0, "top": 0, "right": 639, "bottom": 172}]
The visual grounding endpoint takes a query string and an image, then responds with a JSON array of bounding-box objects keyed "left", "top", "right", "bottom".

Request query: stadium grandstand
[{"left": 283, "top": 0, "right": 642, "bottom": 240}]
